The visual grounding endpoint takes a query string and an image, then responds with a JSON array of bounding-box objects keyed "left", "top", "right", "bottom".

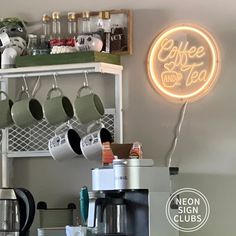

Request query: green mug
[
  {"left": 0, "top": 91, "right": 14, "bottom": 129},
  {"left": 43, "top": 87, "right": 74, "bottom": 125},
  {"left": 11, "top": 90, "right": 43, "bottom": 128},
  {"left": 74, "top": 86, "right": 105, "bottom": 124}
]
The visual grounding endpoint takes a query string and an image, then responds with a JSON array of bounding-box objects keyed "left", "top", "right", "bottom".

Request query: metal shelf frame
[{"left": 0, "top": 62, "right": 123, "bottom": 186}]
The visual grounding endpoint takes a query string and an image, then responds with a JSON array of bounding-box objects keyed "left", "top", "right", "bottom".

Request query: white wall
[{"left": 1, "top": 1, "right": 236, "bottom": 236}]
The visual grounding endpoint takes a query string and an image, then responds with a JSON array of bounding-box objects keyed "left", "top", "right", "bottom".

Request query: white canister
[
  {"left": 48, "top": 123, "right": 82, "bottom": 161},
  {"left": 80, "top": 125, "right": 112, "bottom": 161},
  {"left": 113, "top": 159, "right": 128, "bottom": 190}
]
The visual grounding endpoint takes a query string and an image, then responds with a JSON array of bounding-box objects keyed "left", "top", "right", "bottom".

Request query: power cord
[{"left": 166, "top": 101, "right": 188, "bottom": 167}]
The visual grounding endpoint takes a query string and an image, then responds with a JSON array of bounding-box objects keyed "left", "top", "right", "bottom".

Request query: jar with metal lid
[
  {"left": 42, "top": 14, "right": 51, "bottom": 39},
  {"left": 81, "top": 11, "right": 91, "bottom": 34},
  {"left": 51, "top": 11, "right": 61, "bottom": 40},
  {"left": 67, "top": 12, "right": 77, "bottom": 39}
]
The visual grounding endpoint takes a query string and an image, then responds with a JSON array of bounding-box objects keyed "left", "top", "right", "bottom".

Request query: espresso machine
[{"left": 87, "top": 159, "right": 179, "bottom": 236}]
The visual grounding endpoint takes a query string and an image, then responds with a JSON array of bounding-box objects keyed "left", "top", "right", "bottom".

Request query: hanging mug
[
  {"left": 11, "top": 90, "right": 43, "bottom": 128},
  {"left": 80, "top": 122, "right": 113, "bottom": 161},
  {"left": 74, "top": 86, "right": 105, "bottom": 124},
  {"left": 0, "top": 91, "right": 14, "bottom": 129},
  {"left": 43, "top": 87, "right": 74, "bottom": 125},
  {"left": 48, "top": 123, "right": 82, "bottom": 161}
]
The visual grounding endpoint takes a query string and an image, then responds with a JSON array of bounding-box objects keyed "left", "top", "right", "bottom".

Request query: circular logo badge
[
  {"left": 166, "top": 188, "right": 210, "bottom": 232},
  {"left": 147, "top": 24, "right": 220, "bottom": 103}
]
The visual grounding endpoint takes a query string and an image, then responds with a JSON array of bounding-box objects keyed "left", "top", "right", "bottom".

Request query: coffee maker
[{"left": 87, "top": 159, "right": 179, "bottom": 236}]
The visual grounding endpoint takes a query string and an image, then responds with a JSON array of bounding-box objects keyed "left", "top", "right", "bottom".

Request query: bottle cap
[
  {"left": 82, "top": 11, "right": 90, "bottom": 19},
  {"left": 42, "top": 14, "right": 51, "bottom": 23},
  {"left": 52, "top": 11, "right": 60, "bottom": 20},
  {"left": 68, "top": 12, "right": 76, "bottom": 21},
  {"left": 99, "top": 11, "right": 110, "bottom": 20}
]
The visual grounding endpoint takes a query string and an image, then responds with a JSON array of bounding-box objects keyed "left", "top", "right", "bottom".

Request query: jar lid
[
  {"left": 82, "top": 11, "right": 90, "bottom": 19},
  {"left": 42, "top": 14, "right": 50, "bottom": 23},
  {"left": 68, "top": 12, "right": 76, "bottom": 21},
  {"left": 99, "top": 11, "right": 110, "bottom": 20},
  {"left": 52, "top": 11, "right": 60, "bottom": 20}
]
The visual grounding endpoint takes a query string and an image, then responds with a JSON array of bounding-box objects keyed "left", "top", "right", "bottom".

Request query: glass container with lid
[
  {"left": 51, "top": 11, "right": 61, "bottom": 40},
  {"left": 27, "top": 34, "right": 38, "bottom": 55},
  {"left": 42, "top": 14, "right": 51, "bottom": 39},
  {"left": 67, "top": 12, "right": 77, "bottom": 39},
  {"left": 81, "top": 11, "right": 91, "bottom": 34}
]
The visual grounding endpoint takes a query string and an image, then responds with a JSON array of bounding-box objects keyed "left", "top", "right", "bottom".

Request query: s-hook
[
  {"left": 83, "top": 71, "right": 89, "bottom": 87},
  {"left": 22, "top": 74, "right": 29, "bottom": 92},
  {"left": 53, "top": 73, "right": 59, "bottom": 88},
  {"left": 32, "top": 76, "right": 41, "bottom": 97}
]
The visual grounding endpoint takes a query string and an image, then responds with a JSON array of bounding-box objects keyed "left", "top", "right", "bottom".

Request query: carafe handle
[
  {"left": 15, "top": 188, "right": 35, "bottom": 236},
  {"left": 87, "top": 197, "right": 106, "bottom": 228}
]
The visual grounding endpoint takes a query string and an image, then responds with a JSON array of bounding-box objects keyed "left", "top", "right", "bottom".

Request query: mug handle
[
  {"left": 86, "top": 121, "right": 105, "bottom": 134},
  {"left": 17, "top": 89, "right": 30, "bottom": 101},
  {"left": 47, "top": 87, "right": 64, "bottom": 100},
  {"left": 55, "top": 123, "right": 73, "bottom": 136},
  {"left": 0, "top": 91, "right": 9, "bottom": 101},
  {"left": 76, "top": 85, "right": 93, "bottom": 98}
]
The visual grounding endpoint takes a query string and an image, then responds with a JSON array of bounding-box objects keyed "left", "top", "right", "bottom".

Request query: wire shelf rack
[{"left": 6, "top": 109, "right": 116, "bottom": 158}]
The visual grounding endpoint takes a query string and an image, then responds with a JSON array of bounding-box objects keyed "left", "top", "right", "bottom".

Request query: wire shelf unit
[{"left": 0, "top": 62, "right": 123, "bottom": 158}]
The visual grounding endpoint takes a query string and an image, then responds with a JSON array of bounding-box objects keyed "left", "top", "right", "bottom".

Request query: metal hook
[
  {"left": 32, "top": 75, "right": 41, "bottom": 97},
  {"left": 53, "top": 73, "right": 58, "bottom": 88},
  {"left": 22, "top": 74, "right": 29, "bottom": 91},
  {"left": 83, "top": 71, "right": 89, "bottom": 87}
]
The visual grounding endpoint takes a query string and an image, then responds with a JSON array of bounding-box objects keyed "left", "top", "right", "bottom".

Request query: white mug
[
  {"left": 80, "top": 123, "right": 113, "bottom": 161},
  {"left": 48, "top": 123, "right": 82, "bottom": 161}
]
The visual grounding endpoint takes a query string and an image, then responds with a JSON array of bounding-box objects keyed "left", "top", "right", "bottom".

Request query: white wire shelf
[
  {"left": 0, "top": 62, "right": 123, "bottom": 160},
  {"left": 0, "top": 62, "right": 123, "bottom": 79},
  {"left": 7, "top": 109, "right": 116, "bottom": 158}
]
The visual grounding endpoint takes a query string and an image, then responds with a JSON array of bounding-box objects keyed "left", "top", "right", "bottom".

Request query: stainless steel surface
[
  {"left": 0, "top": 232, "right": 19, "bottom": 236},
  {"left": 0, "top": 199, "right": 20, "bottom": 232},
  {"left": 104, "top": 202, "right": 127, "bottom": 234},
  {"left": 0, "top": 188, "right": 17, "bottom": 200},
  {"left": 88, "top": 196, "right": 127, "bottom": 235}
]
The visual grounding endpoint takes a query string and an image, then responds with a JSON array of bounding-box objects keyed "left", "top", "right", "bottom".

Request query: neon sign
[{"left": 147, "top": 24, "right": 220, "bottom": 103}]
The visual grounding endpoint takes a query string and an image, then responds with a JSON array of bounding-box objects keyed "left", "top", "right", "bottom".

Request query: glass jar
[
  {"left": 81, "top": 11, "right": 91, "bottom": 34},
  {"left": 67, "top": 12, "right": 77, "bottom": 39},
  {"left": 51, "top": 11, "right": 61, "bottom": 40},
  {"left": 38, "top": 35, "right": 50, "bottom": 54},
  {"left": 42, "top": 14, "right": 51, "bottom": 39},
  {"left": 27, "top": 34, "right": 38, "bottom": 55}
]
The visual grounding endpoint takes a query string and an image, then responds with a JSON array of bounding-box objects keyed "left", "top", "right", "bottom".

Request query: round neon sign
[{"left": 147, "top": 24, "right": 220, "bottom": 103}]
